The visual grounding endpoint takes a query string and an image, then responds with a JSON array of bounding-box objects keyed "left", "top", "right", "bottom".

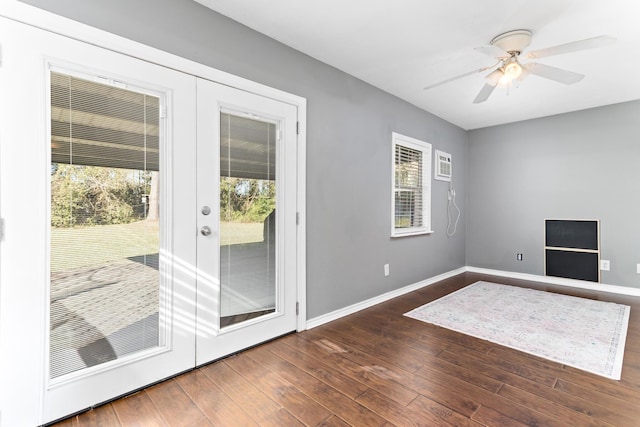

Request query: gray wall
[
  {"left": 467, "top": 100, "right": 640, "bottom": 288},
  {"left": 22, "top": 0, "right": 468, "bottom": 318}
]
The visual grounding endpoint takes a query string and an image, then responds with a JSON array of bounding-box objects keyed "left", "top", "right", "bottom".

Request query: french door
[
  {"left": 195, "top": 80, "right": 298, "bottom": 364},
  {"left": 0, "top": 17, "right": 299, "bottom": 426}
]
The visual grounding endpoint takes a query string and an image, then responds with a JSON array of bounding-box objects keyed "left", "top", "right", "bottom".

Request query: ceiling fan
[{"left": 423, "top": 30, "right": 615, "bottom": 104}]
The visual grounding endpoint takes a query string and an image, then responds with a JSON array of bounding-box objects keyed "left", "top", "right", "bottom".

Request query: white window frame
[{"left": 391, "top": 132, "right": 432, "bottom": 237}]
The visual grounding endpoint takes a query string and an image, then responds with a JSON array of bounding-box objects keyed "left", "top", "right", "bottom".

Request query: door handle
[{"left": 200, "top": 226, "right": 212, "bottom": 236}]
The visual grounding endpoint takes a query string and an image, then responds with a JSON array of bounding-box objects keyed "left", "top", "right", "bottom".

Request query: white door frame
[{"left": 0, "top": 5, "right": 306, "bottom": 426}]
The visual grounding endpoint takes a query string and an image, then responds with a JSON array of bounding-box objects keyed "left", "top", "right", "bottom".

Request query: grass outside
[
  {"left": 219, "top": 221, "right": 264, "bottom": 246},
  {"left": 51, "top": 220, "right": 264, "bottom": 272}
]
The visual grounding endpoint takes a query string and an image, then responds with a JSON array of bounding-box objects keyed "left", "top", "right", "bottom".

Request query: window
[
  {"left": 49, "top": 70, "right": 163, "bottom": 378},
  {"left": 392, "top": 132, "right": 432, "bottom": 237}
]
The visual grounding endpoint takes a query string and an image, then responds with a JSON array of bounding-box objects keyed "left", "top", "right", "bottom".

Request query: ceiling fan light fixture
[
  {"left": 485, "top": 69, "right": 503, "bottom": 87},
  {"left": 495, "top": 58, "right": 522, "bottom": 88},
  {"left": 504, "top": 61, "right": 522, "bottom": 80},
  {"left": 497, "top": 72, "right": 516, "bottom": 88}
]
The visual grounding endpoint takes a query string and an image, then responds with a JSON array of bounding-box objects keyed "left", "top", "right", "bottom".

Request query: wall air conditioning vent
[{"left": 434, "top": 150, "right": 452, "bottom": 182}]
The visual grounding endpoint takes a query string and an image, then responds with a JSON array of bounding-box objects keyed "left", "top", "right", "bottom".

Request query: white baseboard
[
  {"left": 305, "top": 267, "right": 466, "bottom": 330},
  {"left": 305, "top": 265, "right": 640, "bottom": 331},
  {"left": 465, "top": 266, "right": 640, "bottom": 298}
]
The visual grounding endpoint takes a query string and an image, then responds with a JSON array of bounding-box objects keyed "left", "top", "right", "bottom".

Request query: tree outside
[
  {"left": 51, "top": 164, "right": 154, "bottom": 228},
  {"left": 220, "top": 177, "right": 275, "bottom": 223}
]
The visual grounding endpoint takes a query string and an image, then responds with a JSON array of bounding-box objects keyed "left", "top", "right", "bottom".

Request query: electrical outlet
[
  {"left": 516, "top": 253, "right": 523, "bottom": 261},
  {"left": 384, "top": 264, "right": 390, "bottom": 277},
  {"left": 636, "top": 263, "right": 640, "bottom": 274},
  {"left": 600, "top": 260, "right": 610, "bottom": 271}
]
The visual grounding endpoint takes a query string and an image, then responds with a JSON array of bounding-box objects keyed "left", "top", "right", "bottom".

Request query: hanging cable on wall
[
  {"left": 434, "top": 149, "right": 460, "bottom": 237},
  {"left": 446, "top": 180, "right": 461, "bottom": 237}
]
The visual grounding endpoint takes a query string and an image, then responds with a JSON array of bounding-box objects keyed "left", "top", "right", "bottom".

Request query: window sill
[{"left": 391, "top": 229, "right": 434, "bottom": 238}]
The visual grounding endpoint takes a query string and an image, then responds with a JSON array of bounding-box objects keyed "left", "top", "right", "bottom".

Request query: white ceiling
[{"left": 195, "top": 0, "right": 640, "bottom": 130}]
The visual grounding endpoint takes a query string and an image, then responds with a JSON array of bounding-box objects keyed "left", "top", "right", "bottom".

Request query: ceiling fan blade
[
  {"left": 524, "top": 62, "right": 584, "bottom": 84},
  {"left": 474, "top": 45, "right": 510, "bottom": 59},
  {"left": 473, "top": 83, "right": 496, "bottom": 104},
  {"left": 423, "top": 62, "right": 500, "bottom": 91},
  {"left": 526, "top": 35, "right": 615, "bottom": 59}
]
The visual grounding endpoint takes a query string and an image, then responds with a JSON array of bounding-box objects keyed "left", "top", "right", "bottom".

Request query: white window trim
[{"left": 391, "top": 132, "right": 433, "bottom": 237}]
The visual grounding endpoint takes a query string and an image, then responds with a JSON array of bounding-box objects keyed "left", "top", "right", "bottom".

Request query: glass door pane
[
  {"left": 50, "top": 71, "right": 162, "bottom": 378},
  {"left": 219, "top": 113, "right": 277, "bottom": 327}
]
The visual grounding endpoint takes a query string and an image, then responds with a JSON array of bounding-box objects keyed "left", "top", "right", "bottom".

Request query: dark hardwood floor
[{"left": 52, "top": 272, "right": 640, "bottom": 426}]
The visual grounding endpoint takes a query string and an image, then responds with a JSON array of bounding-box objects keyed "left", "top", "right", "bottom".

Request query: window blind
[
  {"left": 394, "top": 144, "right": 423, "bottom": 228},
  {"left": 49, "top": 71, "right": 161, "bottom": 379},
  {"left": 50, "top": 72, "right": 159, "bottom": 171}
]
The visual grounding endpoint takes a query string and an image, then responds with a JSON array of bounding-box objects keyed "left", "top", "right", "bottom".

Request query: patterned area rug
[{"left": 405, "top": 281, "right": 630, "bottom": 380}]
